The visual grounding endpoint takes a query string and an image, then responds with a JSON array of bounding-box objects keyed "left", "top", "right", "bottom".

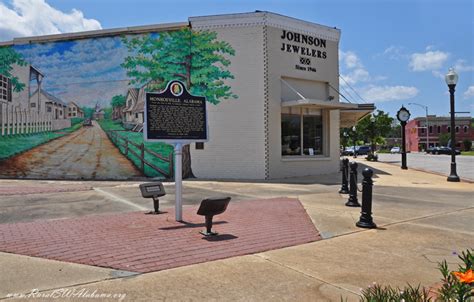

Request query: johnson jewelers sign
[
  {"left": 280, "top": 29, "right": 327, "bottom": 73},
  {"left": 144, "top": 81, "right": 208, "bottom": 143}
]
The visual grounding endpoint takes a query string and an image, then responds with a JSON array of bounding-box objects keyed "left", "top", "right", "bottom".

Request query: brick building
[{"left": 406, "top": 115, "right": 473, "bottom": 152}]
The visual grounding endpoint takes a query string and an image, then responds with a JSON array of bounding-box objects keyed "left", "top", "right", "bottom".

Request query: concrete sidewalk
[{"left": 0, "top": 159, "right": 473, "bottom": 301}]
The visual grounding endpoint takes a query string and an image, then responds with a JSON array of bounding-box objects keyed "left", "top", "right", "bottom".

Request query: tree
[
  {"left": 122, "top": 29, "right": 236, "bottom": 104},
  {"left": 82, "top": 107, "right": 95, "bottom": 119},
  {"left": 111, "top": 95, "right": 126, "bottom": 108},
  {"left": 355, "top": 110, "right": 394, "bottom": 153},
  {"left": 462, "top": 139, "right": 472, "bottom": 151},
  {"left": 104, "top": 107, "right": 112, "bottom": 120},
  {"left": 439, "top": 133, "right": 450, "bottom": 147},
  {"left": 122, "top": 28, "right": 237, "bottom": 178},
  {"left": 0, "top": 46, "right": 27, "bottom": 92}
]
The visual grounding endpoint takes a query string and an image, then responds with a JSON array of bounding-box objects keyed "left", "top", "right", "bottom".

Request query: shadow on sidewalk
[{"left": 159, "top": 220, "right": 228, "bottom": 230}]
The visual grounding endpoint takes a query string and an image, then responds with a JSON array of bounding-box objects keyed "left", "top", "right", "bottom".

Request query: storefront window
[
  {"left": 281, "top": 109, "right": 301, "bottom": 156},
  {"left": 282, "top": 107, "right": 323, "bottom": 156}
]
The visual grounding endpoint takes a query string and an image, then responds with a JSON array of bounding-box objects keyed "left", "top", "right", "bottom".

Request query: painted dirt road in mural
[{"left": 0, "top": 121, "right": 142, "bottom": 179}]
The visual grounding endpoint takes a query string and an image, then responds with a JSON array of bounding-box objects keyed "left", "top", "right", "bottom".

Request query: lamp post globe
[
  {"left": 445, "top": 68, "right": 460, "bottom": 182},
  {"left": 352, "top": 126, "right": 357, "bottom": 158}
]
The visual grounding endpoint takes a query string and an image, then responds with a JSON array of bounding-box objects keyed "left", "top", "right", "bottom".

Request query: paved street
[{"left": 377, "top": 152, "right": 474, "bottom": 182}]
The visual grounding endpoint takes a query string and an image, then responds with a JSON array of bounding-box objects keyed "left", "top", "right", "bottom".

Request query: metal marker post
[{"left": 174, "top": 143, "right": 183, "bottom": 221}]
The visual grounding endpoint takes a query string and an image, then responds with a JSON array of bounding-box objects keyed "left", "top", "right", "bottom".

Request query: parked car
[
  {"left": 428, "top": 146, "right": 460, "bottom": 155},
  {"left": 356, "top": 146, "right": 371, "bottom": 155},
  {"left": 341, "top": 147, "right": 355, "bottom": 156},
  {"left": 390, "top": 146, "right": 400, "bottom": 154},
  {"left": 83, "top": 119, "right": 92, "bottom": 127},
  {"left": 341, "top": 146, "right": 371, "bottom": 156}
]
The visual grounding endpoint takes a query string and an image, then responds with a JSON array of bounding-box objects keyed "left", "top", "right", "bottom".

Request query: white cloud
[
  {"left": 361, "top": 85, "right": 419, "bottom": 102},
  {"left": 0, "top": 0, "right": 101, "bottom": 41},
  {"left": 409, "top": 50, "right": 449, "bottom": 71},
  {"left": 340, "top": 50, "right": 363, "bottom": 69},
  {"left": 431, "top": 70, "right": 445, "bottom": 80},
  {"left": 339, "top": 50, "right": 373, "bottom": 86},
  {"left": 382, "top": 45, "right": 405, "bottom": 60},
  {"left": 454, "top": 60, "right": 474, "bottom": 73},
  {"left": 464, "top": 86, "right": 474, "bottom": 99}
]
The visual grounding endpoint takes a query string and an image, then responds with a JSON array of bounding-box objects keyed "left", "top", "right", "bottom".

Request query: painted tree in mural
[
  {"left": 122, "top": 28, "right": 236, "bottom": 178},
  {"left": 111, "top": 94, "right": 126, "bottom": 108},
  {"left": 111, "top": 94, "right": 126, "bottom": 120},
  {"left": 0, "top": 47, "right": 26, "bottom": 92}
]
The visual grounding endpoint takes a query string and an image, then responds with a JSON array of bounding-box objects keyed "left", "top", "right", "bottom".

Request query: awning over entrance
[
  {"left": 340, "top": 103, "right": 376, "bottom": 128},
  {"left": 281, "top": 98, "right": 358, "bottom": 109},
  {"left": 281, "top": 78, "right": 358, "bottom": 110},
  {"left": 280, "top": 78, "right": 375, "bottom": 125}
]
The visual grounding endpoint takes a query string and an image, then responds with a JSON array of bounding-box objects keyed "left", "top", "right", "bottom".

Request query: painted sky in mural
[{"left": 14, "top": 35, "right": 134, "bottom": 108}]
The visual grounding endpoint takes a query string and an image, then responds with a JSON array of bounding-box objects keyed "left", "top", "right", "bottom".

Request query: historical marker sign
[{"left": 144, "top": 80, "right": 208, "bottom": 143}]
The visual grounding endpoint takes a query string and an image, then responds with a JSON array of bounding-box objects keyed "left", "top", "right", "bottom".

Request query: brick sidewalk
[{"left": 0, "top": 198, "right": 320, "bottom": 273}]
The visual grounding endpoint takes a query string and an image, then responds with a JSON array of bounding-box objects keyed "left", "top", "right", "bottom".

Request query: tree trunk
[{"left": 182, "top": 144, "right": 195, "bottom": 178}]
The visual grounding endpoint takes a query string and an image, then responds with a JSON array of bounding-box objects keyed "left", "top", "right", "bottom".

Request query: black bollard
[
  {"left": 356, "top": 168, "right": 377, "bottom": 228},
  {"left": 339, "top": 158, "right": 349, "bottom": 194},
  {"left": 345, "top": 161, "right": 361, "bottom": 207}
]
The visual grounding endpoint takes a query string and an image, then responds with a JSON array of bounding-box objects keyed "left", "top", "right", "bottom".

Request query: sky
[{"left": 0, "top": 0, "right": 473, "bottom": 118}]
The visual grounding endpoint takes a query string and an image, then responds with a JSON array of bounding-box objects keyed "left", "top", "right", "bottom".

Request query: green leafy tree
[
  {"left": 439, "top": 133, "right": 450, "bottom": 146},
  {"left": 121, "top": 28, "right": 237, "bottom": 178},
  {"left": 356, "top": 110, "right": 394, "bottom": 153},
  {"left": 0, "top": 46, "right": 27, "bottom": 92},
  {"left": 104, "top": 107, "right": 113, "bottom": 120},
  {"left": 111, "top": 95, "right": 126, "bottom": 108},
  {"left": 462, "top": 139, "right": 472, "bottom": 151},
  {"left": 82, "top": 107, "right": 95, "bottom": 119},
  {"left": 122, "top": 28, "right": 236, "bottom": 104}
]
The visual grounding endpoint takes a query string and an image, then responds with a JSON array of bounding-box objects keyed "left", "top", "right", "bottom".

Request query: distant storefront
[
  {"left": 406, "top": 116, "right": 473, "bottom": 151},
  {"left": 0, "top": 12, "right": 372, "bottom": 180}
]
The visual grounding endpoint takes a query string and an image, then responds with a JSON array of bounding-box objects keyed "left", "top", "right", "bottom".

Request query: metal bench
[{"left": 197, "top": 197, "right": 231, "bottom": 236}]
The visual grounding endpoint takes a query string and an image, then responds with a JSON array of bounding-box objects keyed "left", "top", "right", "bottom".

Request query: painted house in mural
[
  {"left": 67, "top": 102, "right": 84, "bottom": 118},
  {"left": 123, "top": 88, "right": 139, "bottom": 126},
  {"left": 30, "top": 89, "right": 71, "bottom": 130},
  {"left": 0, "top": 62, "right": 60, "bottom": 136},
  {"left": 0, "top": 11, "right": 372, "bottom": 180}
]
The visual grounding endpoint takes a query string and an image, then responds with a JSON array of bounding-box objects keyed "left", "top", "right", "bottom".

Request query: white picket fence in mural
[{"left": 0, "top": 103, "right": 53, "bottom": 137}]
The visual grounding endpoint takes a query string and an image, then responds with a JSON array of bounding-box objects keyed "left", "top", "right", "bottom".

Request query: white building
[
  {"left": 188, "top": 12, "right": 372, "bottom": 179},
  {"left": 67, "top": 102, "right": 84, "bottom": 118}
]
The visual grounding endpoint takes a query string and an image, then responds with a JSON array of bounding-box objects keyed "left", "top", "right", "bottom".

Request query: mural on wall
[{"left": 0, "top": 28, "right": 236, "bottom": 180}]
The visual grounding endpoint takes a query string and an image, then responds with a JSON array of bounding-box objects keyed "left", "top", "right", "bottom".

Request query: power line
[
  {"left": 339, "top": 74, "right": 369, "bottom": 104},
  {"left": 328, "top": 83, "right": 353, "bottom": 104},
  {"left": 339, "top": 84, "right": 358, "bottom": 104}
]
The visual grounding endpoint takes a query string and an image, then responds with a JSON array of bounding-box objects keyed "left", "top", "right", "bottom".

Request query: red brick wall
[{"left": 405, "top": 117, "right": 473, "bottom": 151}]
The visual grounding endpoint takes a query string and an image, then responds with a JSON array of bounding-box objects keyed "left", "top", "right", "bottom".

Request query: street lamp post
[
  {"left": 408, "top": 102, "right": 429, "bottom": 151},
  {"left": 445, "top": 68, "right": 460, "bottom": 182},
  {"left": 342, "top": 131, "right": 348, "bottom": 152},
  {"left": 352, "top": 126, "right": 357, "bottom": 158}
]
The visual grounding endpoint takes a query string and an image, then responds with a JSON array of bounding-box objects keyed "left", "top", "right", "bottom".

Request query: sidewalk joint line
[
  {"left": 93, "top": 187, "right": 148, "bottom": 211},
  {"left": 253, "top": 254, "right": 361, "bottom": 297},
  {"left": 379, "top": 206, "right": 474, "bottom": 228}
]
